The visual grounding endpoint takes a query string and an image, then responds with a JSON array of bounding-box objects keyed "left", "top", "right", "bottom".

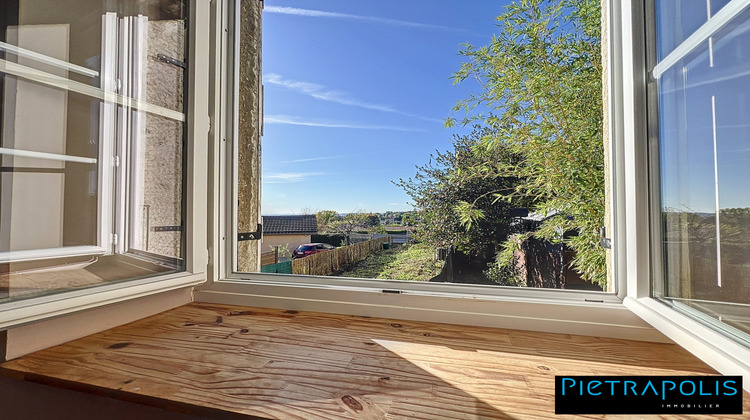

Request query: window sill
[{"left": 195, "top": 277, "right": 665, "bottom": 342}]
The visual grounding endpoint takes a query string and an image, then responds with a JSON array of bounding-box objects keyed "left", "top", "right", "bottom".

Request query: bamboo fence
[
  {"left": 260, "top": 250, "right": 277, "bottom": 266},
  {"left": 292, "top": 236, "right": 391, "bottom": 276}
]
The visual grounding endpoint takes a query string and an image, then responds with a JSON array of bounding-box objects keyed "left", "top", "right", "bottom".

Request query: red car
[{"left": 292, "top": 243, "right": 335, "bottom": 259}]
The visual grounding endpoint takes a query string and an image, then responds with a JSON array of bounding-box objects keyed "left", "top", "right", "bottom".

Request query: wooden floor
[{"left": 1, "top": 303, "right": 748, "bottom": 419}]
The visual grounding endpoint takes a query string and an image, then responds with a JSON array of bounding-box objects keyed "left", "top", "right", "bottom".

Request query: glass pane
[
  {"left": 1, "top": 80, "right": 99, "bottom": 252},
  {"left": 655, "top": 0, "right": 731, "bottom": 61},
  {"left": 122, "top": 17, "right": 185, "bottom": 260},
  {"left": 656, "top": 6, "right": 750, "bottom": 339},
  {"left": 243, "top": 1, "right": 609, "bottom": 292},
  {"left": 0, "top": 0, "right": 187, "bottom": 302}
]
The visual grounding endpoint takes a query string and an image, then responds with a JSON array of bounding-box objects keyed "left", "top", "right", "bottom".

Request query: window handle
[{"left": 600, "top": 227, "right": 612, "bottom": 249}]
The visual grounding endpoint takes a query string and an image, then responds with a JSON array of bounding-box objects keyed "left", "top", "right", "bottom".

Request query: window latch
[
  {"left": 600, "top": 227, "right": 611, "bottom": 249},
  {"left": 238, "top": 224, "right": 263, "bottom": 241}
]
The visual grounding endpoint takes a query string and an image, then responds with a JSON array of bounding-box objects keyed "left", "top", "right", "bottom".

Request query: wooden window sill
[{"left": 1, "top": 303, "right": 748, "bottom": 419}]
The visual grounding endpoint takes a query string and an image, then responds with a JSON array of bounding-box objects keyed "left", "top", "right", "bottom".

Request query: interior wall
[
  {"left": 11, "top": 0, "right": 102, "bottom": 248},
  {"left": 1, "top": 24, "right": 70, "bottom": 252},
  {"left": 3, "top": 286, "right": 192, "bottom": 361},
  {"left": 0, "top": 376, "right": 210, "bottom": 420}
]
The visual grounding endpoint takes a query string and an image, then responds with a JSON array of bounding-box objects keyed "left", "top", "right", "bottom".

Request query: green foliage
[
  {"left": 449, "top": 0, "right": 606, "bottom": 287},
  {"left": 485, "top": 256, "right": 527, "bottom": 287},
  {"left": 268, "top": 243, "right": 292, "bottom": 261},
  {"left": 373, "top": 225, "right": 388, "bottom": 234},
  {"left": 316, "top": 210, "right": 341, "bottom": 233},
  {"left": 311, "top": 233, "right": 346, "bottom": 246},
  {"left": 396, "top": 125, "right": 523, "bottom": 255},
  {"left": 331, "top": 212, "right": 369, "bottom": 245},
  {"left": 400, "top": 212, "right": 418, "bottom": 226},
  {"left": 364, "top": 214, "right": 380, "bottom": 227},
  {"left": 337, "top": 243, "right": 444, "bottom": 282}
]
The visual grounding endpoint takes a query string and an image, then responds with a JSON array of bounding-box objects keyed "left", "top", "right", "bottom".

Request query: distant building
[{"left": 261, "top": 215, "right": 318, "bottom": 257}]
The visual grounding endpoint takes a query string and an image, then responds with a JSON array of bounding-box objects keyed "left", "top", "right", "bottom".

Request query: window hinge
[
  {"left": 600, "top": 227, "right": 611, "bottom": 249},
  {"left": 116, "top": 79, "right": 122, "bottom": 93},
  {"left": 156, "top": 53, "right": 187, "bottom": 70},
  {"left": 112, "top": 233, "right": 118, "bottom": 246},
  {"left": 237, "top": 224, "right": 262, "bottom": 241},
  {"left": 113, "top": 156, "right": 120, "bottom": 167},
  {"left": 151, "top": 225, "right": 183, "bottom": 232}
]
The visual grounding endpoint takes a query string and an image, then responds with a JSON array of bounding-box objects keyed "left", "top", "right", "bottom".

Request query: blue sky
[{"left": 261, "top": 0, "right": 510, "bottom": 215}]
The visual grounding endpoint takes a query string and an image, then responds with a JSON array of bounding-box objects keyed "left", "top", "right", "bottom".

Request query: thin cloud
[
  {"left": 281, "top": 155, "right": 349, "bottom": 164},
  {"left": 265, "top": 115, "right": 426, "bottom": 132},
  {"left": 265, "top": 73, "right": 394, "bottom": 113},
  {"left": 265, "top": 6, "right": 465, "bottom": 32},
  {"left": 264, "top": 74, "right": 441, "bottom": 123},
  {"left": 263, "top": 171, "right": 326, "bottom": 184}
]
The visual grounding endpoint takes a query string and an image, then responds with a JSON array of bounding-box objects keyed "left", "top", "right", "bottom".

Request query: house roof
[{"left": 262, "top": 215, "right": 318, "bottom": 235}]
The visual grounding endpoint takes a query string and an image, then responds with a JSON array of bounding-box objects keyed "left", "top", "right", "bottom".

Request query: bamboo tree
[{"left": 448, "top": 0, "right": 605, "bottom": 287}]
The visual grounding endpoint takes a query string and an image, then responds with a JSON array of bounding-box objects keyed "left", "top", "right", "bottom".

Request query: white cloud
[
  {"left": 264, "top": 115, "right": 426, "bottom": 132},
  {"left": 281, "top": 155, "right": 348, "bottom": 164},
  {"left": 263, "top": 171, "right": 326, "bottom": 184},
  {"left": 264, "top": 74, "right": 441, "bottom": 123},
  {"left": 264, "top": 6, "right": 465, "bottom": 32}
]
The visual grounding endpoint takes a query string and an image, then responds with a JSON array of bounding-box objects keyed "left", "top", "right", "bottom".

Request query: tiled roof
[{"left": 262, "top": 215, "right": 318, "bottom": 235}]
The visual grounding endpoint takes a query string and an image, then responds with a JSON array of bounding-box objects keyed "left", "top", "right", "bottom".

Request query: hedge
[{"left": 311, "top": 233, "right": 346, "bottom": 246}]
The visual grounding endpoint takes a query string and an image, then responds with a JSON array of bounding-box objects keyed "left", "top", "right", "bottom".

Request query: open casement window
[
  {"left": 609, "top": 0, "right": 750, "bottom": 384},
  {"left": 0, "top": 0, "right": 191, "bottom": 303},
  {"left": 646, "top": 0, "right": 750, "bottom": 343}
]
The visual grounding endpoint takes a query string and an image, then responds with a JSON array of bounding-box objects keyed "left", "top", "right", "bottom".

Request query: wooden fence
[
  {"left": 292, "top": 236, "right": 391, "bottom": 276},
  {"left": 260, "top": 250, "right": 277, "bottom": 266}
]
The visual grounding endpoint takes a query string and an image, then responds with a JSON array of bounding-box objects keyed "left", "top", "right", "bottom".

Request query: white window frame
[
  {"left": 194, "top": 0, "right": 662, "bottom": 344},
  {"left": 0, "top": 0, "right": 212, "bottom": 330},
  {"left": 609, "top": 0, "right": 750, "bottom": 386}
]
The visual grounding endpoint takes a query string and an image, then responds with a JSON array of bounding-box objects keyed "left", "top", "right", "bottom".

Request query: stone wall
[
  {"left": 139, "top": 19, "right": 185, "bottom": 258},
  {"left": 236, "top": 0, "right": 263, "bottom": 272}
]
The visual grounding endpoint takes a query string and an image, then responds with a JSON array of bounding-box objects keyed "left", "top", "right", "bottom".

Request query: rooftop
[{"left": 262, "top": 214, "right": 318, "bottom": 235}]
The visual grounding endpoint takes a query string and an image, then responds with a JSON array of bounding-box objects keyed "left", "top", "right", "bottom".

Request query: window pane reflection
[
  {"left": 0, "top": 0, "right": 187, "bottom": 302},
  {"left": 655, "top": 0, "right": 731, "bottom": 61},
  {"left": 656, "top": 5, "right": 750, "bottom": 339}
]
